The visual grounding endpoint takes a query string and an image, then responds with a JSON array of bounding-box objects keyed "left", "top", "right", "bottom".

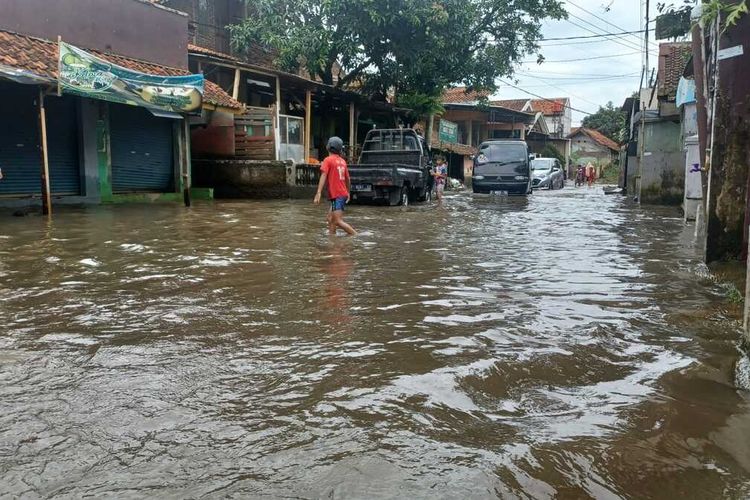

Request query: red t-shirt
[{"left": 320, "top": 154, "right": 350, "bottom": 200}]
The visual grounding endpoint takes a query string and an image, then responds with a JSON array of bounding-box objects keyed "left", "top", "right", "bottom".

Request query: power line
[
  {"left": 540, "top": 38, "right": 644, "bottom": 47},
  {"left": 518, "top": 68, "right": 646, "bottom": 77},
  {"left": 519, "top": 73, "right": 603, "bottom": 107},
  {"left": 566, "top": 0, "right": 659, "bottom": 50},
  {"left": 516, "top": 71, "right": 641, "bottom": 81},
  {"left": 522, "top": 50, "right": 643, "bottom": 63},
  {"left": 496, "top": 79, "right": 594, "bottom": 115},
  {"left": 565, "top": 16, "right": 644, "bottom": 52},
  {"left": 498, "top": 78, "right": 639, "bottom": 88},
  {"left": 539, "top": 29, "right": 650, "bottom": 41}
]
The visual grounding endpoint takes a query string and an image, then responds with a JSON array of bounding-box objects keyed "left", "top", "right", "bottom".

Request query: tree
[
  {"left": 581, "top": 102, "right": 626, "bottom": 143},
  {"left": 230, "top": 0, "right": 566, "bottom": 109}
]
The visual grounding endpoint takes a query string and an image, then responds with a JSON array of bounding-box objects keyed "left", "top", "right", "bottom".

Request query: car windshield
[
  {"left": 531, "top": 159, "right": 554, "bottom": 170},
  {"left": 476, "top": 143, "right": 526, "bottom": 164}
]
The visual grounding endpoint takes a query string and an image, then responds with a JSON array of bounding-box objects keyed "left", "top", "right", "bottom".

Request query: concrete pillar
[
  {"left": 78, "top": 99, "right": 101, "bottom": 201},
  {"left": 304, "top": 90, "right": 312, "bottom": 162},
  {"left": 274, "top": 77, "right": 281, "bottom": 161},
  {"left": 232, "top": 68, "right": 241, "bottom": 100},
  {"left": 466, "top": 120, "right": 473, "bottom": 146},
  {"left": 97, "top": 103, "right": 113, "bottom": 202},
  {"left": 349, "top": 102, "right": 356, "bottom": 159}
]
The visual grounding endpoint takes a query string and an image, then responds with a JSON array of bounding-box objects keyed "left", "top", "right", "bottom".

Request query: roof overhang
[{"left": 189, "top": 49, "right": 411, "bottom": 115}]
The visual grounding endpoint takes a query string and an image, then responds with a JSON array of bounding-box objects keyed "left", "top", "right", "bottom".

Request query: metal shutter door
[
  {"left": 110, "top": 104, "right": 174, "bottom": 193},
  {"left": 46, "top": 95, "right": 81, "bottom": 195},
  {"left": 0, "top": 83, "right": 41, "bottom": 196}
]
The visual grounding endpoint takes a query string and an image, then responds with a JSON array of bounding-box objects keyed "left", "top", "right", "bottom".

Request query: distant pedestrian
[
  {"left": 585, "top": 162, "right": 596, "bottom": 187},
  {"left": 433, "top": 156, "right": 448, "bottom": 201},
  {"left": 314, "top": 137, "right": 357, "bottom": 236},
  {"left": 575, "top": 164, "right": 584, "bottom": 187}
]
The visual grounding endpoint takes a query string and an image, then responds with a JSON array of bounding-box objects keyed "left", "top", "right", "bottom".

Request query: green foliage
[
  {"left": 540, "top": 144, "right": 564, "bottom": 164},
  {"left": 230, "top": 0, "right": 566, "bottom": 109},
  {"left": 599, "top": 164, "right": 621, "bottom": 184},
  {"left": 702, "top": 0, "right": 748, "bottom": 33},
  {"left": 396, "top": 92, "right": 445, "bottom": 121},
  {"left": 581, "top": 101, "right": 625, "bottom": 144}
]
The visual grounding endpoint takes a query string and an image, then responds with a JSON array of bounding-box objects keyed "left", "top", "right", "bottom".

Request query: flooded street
[{"left": 2, "top": 187, "right": 750, "bottom": 498}]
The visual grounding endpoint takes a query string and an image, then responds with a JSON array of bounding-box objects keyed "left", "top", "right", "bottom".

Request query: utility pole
[{"left": 636, "top": 0, "right": 650, "bottom": 203}]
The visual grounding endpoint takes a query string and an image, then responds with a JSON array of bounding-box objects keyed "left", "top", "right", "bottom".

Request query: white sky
[{"left": 495, "top": 0, "right": 661, "bottom": 126}]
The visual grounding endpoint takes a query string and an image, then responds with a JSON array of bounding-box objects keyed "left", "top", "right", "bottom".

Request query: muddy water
[{"left": 1, "top": 188, "right": 749, "bottom": 498}]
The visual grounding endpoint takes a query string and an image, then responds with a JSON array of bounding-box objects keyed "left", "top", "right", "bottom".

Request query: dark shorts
[{"left": 330, "top": 197, "right": 347, "bottom": 211}]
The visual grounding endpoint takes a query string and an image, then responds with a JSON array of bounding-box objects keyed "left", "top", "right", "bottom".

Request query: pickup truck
[{"left": 348, "top": 128, "right": 432, "bottom": 206}]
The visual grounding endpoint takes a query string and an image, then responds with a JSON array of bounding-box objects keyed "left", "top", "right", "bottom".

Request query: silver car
[{"left": 531, "top": 158, "right": 565, "bottom": 190}]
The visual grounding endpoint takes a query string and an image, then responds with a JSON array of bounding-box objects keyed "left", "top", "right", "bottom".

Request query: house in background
[
  {"left": 163, "top": 0, "right": 408, "bottom": 165},
  {"left": 530, "top": 98, "right": 572, "bottom": 139},
  {"left": 492, "top": 97, "right": 571, "bottom": 168},
  {"left": 432, "top": 87, "right": 541, "bottom": 180},
  {"left": 623, "top": 42, "right": 690, "bottom": 204},
  {"left": 567, "top": 127, "right": 619, "bottom": 174}
]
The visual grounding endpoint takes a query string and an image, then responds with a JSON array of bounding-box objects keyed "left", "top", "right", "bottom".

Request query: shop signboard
[{"left": 59, "top": 42, "right": 203, "bottom": 113}]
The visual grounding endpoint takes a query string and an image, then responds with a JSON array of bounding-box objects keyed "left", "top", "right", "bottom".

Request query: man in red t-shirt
[{"left": 314, "top": 136, "right": 357, "bottom": 236}]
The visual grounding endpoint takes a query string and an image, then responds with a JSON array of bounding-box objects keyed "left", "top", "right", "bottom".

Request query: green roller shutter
[{"left": 110, "top": 104, "right": 174, "bottom": 193}]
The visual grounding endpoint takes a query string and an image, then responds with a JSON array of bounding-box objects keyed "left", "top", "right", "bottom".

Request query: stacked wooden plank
[{"left": 235, "top": 107, "right": 275, "bottom": 160}]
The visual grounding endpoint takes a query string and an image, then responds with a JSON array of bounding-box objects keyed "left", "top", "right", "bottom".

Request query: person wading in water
[{"left": 314, "top": 136, "right": 357, "bottom": 236}]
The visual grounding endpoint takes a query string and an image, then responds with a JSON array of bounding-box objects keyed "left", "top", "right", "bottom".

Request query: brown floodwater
[{"left": 1, "top": 188, "right": 749, "bottom": 498}]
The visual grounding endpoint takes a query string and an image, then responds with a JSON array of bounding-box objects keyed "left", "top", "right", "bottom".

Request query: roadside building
[
  {"left": 624, "top": 42, "right": 690, "bottom": 205},
  {"left": 0, "top": 0, "right": 240, "bottom": 209},
  {"left": 434, "top": 88, "right": 542, "bottom": 180},
  {"left": 163, "top": 0, "right": 408, "bottom": 168},
  {"left": 492, "top": 98, "right": 571, "bottom": 171},
  {"left": 567, "top": 127, "right": 620, "bottom": 175},
  {"left": 529, "top": 97, "right": 572, "bottom": 139}
]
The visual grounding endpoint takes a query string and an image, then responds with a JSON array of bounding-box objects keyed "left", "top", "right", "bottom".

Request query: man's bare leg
[
  {"left": 332, "top": 211, "right": 356, "bottom": 236},
  {"left": 326, "top": 210, "right": 337, "bottom": 235}
]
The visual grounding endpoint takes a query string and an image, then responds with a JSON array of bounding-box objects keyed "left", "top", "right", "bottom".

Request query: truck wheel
[
  {"left": 388, "top": 188, "right": 401, "bottom": 206},
  {"left": 399, "top": 187, "right": 409, "bottom": 206}
]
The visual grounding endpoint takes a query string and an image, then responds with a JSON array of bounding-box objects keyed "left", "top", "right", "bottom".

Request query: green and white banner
[
  {"left": 58, "top": 42, "right": 204, "bottom": 113},
  {"left": 438, "top": 119, "right": 459, "bottom": 143}
]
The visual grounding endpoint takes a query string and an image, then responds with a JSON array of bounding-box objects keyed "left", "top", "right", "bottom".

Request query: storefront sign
[
  {"left": 439, "top": 119, "right": 458, "bottom": 143},
  {"left": 59, "top": 42, "right": 204, "bottom": 113}
]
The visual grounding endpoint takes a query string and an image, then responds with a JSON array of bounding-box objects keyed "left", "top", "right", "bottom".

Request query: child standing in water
[
  {"left": 314, "top": 137, "right": 357, "bottom": 236},
  {"left": 433, "top": 156, "right": 448, "bottom": 201}
]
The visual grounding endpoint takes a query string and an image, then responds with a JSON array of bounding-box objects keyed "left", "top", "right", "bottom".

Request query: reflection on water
[{"left": 1, "top": 189, "right": 749, "bottom": 498}]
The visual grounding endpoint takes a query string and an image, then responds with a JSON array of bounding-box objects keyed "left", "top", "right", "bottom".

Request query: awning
[{"left": 149, "top": 109, "right": 184, "bottom": 119}]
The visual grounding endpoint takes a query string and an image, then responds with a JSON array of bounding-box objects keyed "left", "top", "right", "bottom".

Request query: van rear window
[{"left": 477, "top": 143, "right": 526, "bottom": 164}]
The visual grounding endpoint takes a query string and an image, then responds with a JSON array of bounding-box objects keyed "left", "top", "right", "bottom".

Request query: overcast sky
[{"left": 495, "top": 0, "right": 661, "bottom": 126}]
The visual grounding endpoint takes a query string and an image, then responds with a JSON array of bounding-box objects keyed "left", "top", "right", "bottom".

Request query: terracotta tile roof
[
  {"left": 188, "top": 42, "right": 278, "bottom": 72},
  {"left": 490, "top": 99, "right": 530, "bottom": 112},
  {"left": 530, "top": 97, "right": 569, "bottom": 115},
  {"left": 658, "top": 42, "right": 692, "bottom": 99},
  {"left": 568, "top": 127, "right": 620, "bottom": 151},
  {"left": 188, "top": 43, "right": 238, "bottom": 62},
  {"left": 0, "top": 29, "right": 242, "bottom": 110},
  {"left": 442, "top": 86, "right": 490, "bottom": 104}
]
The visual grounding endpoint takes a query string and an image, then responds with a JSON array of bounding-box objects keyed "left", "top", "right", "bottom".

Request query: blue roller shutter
[
  {"left": 0, "top": 83, "right": 40, "bottom": 196},
  {"left": 46, "top": 95, "right": 81, "bottom": 195},
  {"left": 0, "top": 83, "right": 80, "bottom": 197},
  {"left": 110, "top": 104, "right": 174, "bottom": 193}
]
